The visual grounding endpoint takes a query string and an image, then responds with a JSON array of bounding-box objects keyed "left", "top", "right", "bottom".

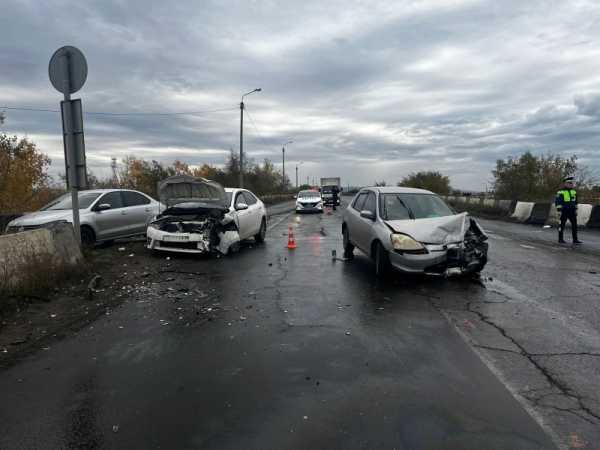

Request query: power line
[
  {"left": 243, "top": 105, "right": 270, "bottom": 148},
  {"left": 0, "top": 105, "right": 238, "bottom": 117}
]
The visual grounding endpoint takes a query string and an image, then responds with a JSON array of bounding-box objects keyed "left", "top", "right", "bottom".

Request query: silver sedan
[
  {"left": 6, "top": 189, "right": 162, "bottom": 245},
  {"left": 342, "top": 187, "right": 488, "bottom": 277}
]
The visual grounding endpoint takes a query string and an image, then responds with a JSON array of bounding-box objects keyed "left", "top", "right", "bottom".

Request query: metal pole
[
  {"left": 239, "top": 101, "right": 244, "bottom": 188},
  {"left": 295, "top": 166, "right": 298, "bottom": 188},
  {"left": 282, "top": 147, "right": 285, "bottom": 191},
  {"left": 62, "top": 52, "right": 81, "bottom": 245}
]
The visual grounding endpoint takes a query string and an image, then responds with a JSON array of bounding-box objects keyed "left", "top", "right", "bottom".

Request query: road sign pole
[
  {"left": 50, "top": 46, "right": 88, "bottom": 246},
  {"left": 61, "top": 51, "right": 81, "bottom": 245}
]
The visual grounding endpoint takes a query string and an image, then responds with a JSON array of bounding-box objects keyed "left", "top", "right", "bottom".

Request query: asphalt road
[{"left": 1, "top": 205, "right": 598, "bottom": 449}]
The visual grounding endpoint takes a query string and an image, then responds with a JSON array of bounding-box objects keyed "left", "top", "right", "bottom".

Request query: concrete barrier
[
  {"left": 527, "top": 203, "right": 551, "bottom": 225},
  {"left": 0, "top": 222, "right": 83, "bottom": 290},
  {"left": 588, "top": 205, "right": 600, "bottom": 228},
  {"left": 577, "top": 204, "right": 593, "bottom": 227},
  {"left": 547, "top": 204, "right": 593, "bottom": 227},
  {"left": 548, "top": 205, "right": 560, "bottom": 226},
  {"left": 483, "top": 198, "right": 495, "bottom": 208},
  {"left": 497, "top": 200, "right": 514, "bottom": 214},
  {"left": 511, "top": 201, "right": 534, "bottom": 222}
]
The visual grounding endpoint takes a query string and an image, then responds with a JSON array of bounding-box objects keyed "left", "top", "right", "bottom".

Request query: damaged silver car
[
  {"left": 342, "top": 187, "right": 488, "bottom": 277},
  {"left": 146, "top": 175, "right": 266, "bottom": 255}
]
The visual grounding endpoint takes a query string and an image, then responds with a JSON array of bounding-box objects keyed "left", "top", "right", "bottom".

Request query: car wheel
[
  {"left": 255, "top": 218, "right": 267, "bottom": 243},
  {"left": 80, "top": 226, "right": 96, "bottom": 247},
  {"left": 342, "top": 226, "right": 354, "bottom": 259},
  {"left": 374, "top": 242, "right": 390, "bottom": 278}
]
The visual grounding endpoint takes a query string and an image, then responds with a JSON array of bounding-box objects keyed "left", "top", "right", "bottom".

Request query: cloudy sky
[{"left": 2, "top": 0, "right": 600, "bottom": 190}]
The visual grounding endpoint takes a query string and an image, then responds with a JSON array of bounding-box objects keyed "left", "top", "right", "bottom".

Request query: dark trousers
[{"left": 559, "top": 209, "right": 578, "bottom": 242}]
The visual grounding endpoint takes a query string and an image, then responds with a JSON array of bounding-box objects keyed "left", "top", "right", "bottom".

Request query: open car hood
[
  {"left": 385, "top": 213, "right": 472, "bottom": 244},
  {"left": 158, "top": 175, "right": 228, "bottom": 208}
]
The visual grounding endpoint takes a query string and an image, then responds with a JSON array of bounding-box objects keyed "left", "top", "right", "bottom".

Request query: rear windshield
[
  {"left": 380, "top": 193, "right": 454, "bottom": 220},
  {"left": 298, "top": 191, "right": 320, "bottom": 198}
]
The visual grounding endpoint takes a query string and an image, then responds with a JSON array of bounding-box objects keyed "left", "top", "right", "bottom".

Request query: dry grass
[{"left": 0, "top": 248, "right": 89, "bottom": 317}]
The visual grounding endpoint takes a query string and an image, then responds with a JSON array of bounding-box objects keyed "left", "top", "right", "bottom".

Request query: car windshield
[
  {"left": 226, "top": 192, "right": 233, "bottom": 205},
  {"left": 380, "top": 193, "right": 454, "bottom": 220},
  {"left": 299, "top": 191, "right": 319, "bottom": 198},
  {"left": 41, "top": 192, "right": 102, "bottom": 210},
  {"left": 322, "top": 187, "right": 333, "bottom": 193}
]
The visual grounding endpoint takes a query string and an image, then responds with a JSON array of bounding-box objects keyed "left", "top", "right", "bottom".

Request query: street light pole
[
  {"left": 239, "top": 88, "right": 261, "bottom": 188},
  {"left": 281, "top": 140, "right": 293, "bottom": 191},
  {"left": 295, "top": 161, "right": 303, "bottom": 188}
]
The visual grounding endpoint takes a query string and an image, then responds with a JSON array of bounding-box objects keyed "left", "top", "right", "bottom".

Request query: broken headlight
[{"left": 390, "top": 233, "right": 425, "bottom": 251}]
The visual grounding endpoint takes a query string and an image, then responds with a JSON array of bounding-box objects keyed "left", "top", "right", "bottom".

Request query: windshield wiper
[{"left": 395, "top": 196, "right": 415, "bottom": 220}]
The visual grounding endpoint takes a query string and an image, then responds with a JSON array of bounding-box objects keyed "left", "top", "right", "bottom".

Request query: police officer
[{"left": 555, "top": 176, "right": 582, "bottom": 244}]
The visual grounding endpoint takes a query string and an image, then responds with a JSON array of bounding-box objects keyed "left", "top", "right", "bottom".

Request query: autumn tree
[
  {"left": 119, "top": 157, "right": 175, "bottom": 198},
  {"left": 0, "top": 131, "right": 52, "bottom": 213},
  {"left": 492, "top": 152, "right": 592, "bottom": 201},
  {"left": 398, "top": 171, "right": 451, "bottom": 195}
]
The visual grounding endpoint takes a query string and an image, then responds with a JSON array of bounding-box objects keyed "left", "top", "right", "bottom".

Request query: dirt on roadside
[{"left": 0, "top": 238, "right": 190, "bottom": 369}]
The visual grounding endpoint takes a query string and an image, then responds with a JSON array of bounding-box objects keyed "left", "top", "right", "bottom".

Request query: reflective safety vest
[{"left": 556, "top": 189, "right": 577, "bottom": 210}]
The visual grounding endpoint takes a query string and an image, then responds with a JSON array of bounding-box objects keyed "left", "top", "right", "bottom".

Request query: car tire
[
  {"left": 342, "top": 226, "right": 354, "bottom": 260},
  {"left": 255, "top": 218, "right": 267, "bottom": 243},
  {"left": 80, "top": 226, "right": 96, "bottom": 247},
  {"left": 374, "top": 242, "right": 390, "bottom": 278}
]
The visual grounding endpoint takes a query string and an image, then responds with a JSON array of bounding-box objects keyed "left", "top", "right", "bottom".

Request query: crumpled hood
[
  {"left": 8, "top": 210, "right": 74, "bottom": 227},
  {"left": 385, "top": 213, "right": 471, "bottom": 244},
  {"left": 158, "top": 175, "right": 228, "bottom": 208}
]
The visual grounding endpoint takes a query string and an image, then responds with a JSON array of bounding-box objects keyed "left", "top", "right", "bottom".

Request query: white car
[
  {"left": 146, "top": 175, "right": 267, "bottom": 254},
  {"left": 6, "top": 189, "right": 161, "bottom": 245},
  {"left": 295, "top": 190, "right": 323, "bottom": 213}
]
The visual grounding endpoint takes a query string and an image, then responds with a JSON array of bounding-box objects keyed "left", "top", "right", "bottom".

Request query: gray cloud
[{"left": 2, "top": 0, "right": 600, "bottom": 190}]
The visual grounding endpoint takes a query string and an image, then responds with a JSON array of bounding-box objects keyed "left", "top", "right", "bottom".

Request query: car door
[
  {"left": 345, "top": 192, "right": 368, "bottom": 250},
  {"left": 233, "top": 191, "right": 252, "bottom": 239},
  {"left": 352, "top": 191, "right": 377, "bottom": 254},
  {"left": 121, "top": 191, "right": 155, "bottom": 235},
  {"left": 243, "top": 191, "right": 261, "bottom": 235},
  {"left": 92, "top": 192, "right": 130, "bottom": 239}
]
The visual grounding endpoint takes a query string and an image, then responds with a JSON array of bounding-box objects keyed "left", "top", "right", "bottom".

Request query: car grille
[
  {"left": 158, "top": 241, "right": 200, "bottom": 250},
  {"left": 301, "top": 202, "right": 317, "bottom": 208}
]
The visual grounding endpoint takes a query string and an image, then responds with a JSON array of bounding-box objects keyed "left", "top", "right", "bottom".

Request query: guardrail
[{"left": 444, "top": 196, "right": 599, "bottom": 228}]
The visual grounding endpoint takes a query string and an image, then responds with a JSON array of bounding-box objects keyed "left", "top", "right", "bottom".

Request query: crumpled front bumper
[{"left": 146, "top": 226, "right": 211, "bottom": 253}]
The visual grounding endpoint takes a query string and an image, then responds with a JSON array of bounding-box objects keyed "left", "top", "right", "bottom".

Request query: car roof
[
  {"left": 79, "top": 188, "right": 145, "bottom": 194},
  {"left": 362, "top": 186, "right": 436, "bottom": 195}
]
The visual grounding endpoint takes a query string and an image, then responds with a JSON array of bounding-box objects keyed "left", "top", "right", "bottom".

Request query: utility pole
[
  {"left": 295, "top": 165, "right": 298, "bottom": 188},
  {"left": 239, "top": 101, "right": 244, "bottom": 188},
  {"left": 111, "top": 157, "right": 118, "bottom": 186},
  {"left": 280, "top": 140, "right": 293, "bottom": 192},
  {"left": 239, "top": 88, "right": 261, "bottom": 188}
]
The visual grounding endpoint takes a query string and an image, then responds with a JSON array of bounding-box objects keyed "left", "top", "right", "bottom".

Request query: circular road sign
[{"left": 49, "top": 46, "right": 88, "bottom": 94}]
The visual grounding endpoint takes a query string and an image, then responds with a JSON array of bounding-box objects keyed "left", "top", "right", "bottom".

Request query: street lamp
[
  {"left": 281, "top": 140, "right": 293, "bottom": 191},
  {"left": 239, "top": 88, "right": 261, "bottom": 188},
  {"left": 295, "top": 161, "right": 304, "bottom": 188}
]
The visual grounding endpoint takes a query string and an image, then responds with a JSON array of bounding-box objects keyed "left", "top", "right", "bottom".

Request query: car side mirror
[
  {"left": 235, "top": 202, "right": 249, "bottom": 211},
  {"left": 95, "top": 203, "right": 111, "bottom": 212},
  {"left": 360, "top": 210, "right": 376, "bottom": 221}
]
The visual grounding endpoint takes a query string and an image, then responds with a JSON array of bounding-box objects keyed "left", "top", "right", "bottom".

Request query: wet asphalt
[{"left": 2, "top": 204, "right": 599, "bottom": 449}]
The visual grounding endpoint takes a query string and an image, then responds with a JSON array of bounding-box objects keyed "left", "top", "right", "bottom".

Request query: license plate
[{"left": 164, "top": 235, "right": 189, "bottom": 241}]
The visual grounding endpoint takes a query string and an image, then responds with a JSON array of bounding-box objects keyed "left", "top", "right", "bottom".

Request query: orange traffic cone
[{"left": 287, "top": 225, "right": 297, "bottom": 249}]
